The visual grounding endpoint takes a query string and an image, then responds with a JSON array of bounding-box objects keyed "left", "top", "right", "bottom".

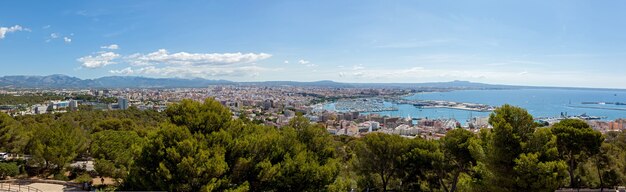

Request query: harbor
[
  {"left": 394, "top": 99, "right": 495, "bottom": 112},
  {"left": 569, "top": 105, "right": 626, "bottom": 111},
  {"left": 581, "top": 101, "right": 626, "bottom": 105},
  {"left": 320, "top": 97, "right": 495, "bottom": 113},
  {"left": 325, "top": 98, "right": 398, "bottom": 113},
  {"left": 315, "top": 89, "right": 626, "bottom": 125},
  {"left": 535, "top": 113, "right": 607, "bottom": 125}
]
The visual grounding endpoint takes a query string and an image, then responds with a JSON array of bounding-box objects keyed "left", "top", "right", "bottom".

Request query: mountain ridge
[{"left": 0, "top": 75, "right": 622, "bottom": 90}]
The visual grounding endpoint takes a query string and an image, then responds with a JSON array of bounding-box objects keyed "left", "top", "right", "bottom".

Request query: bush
[
  {"left": 53, "top": 173, "right": 69, "bottom": 181},
  {"left": 69, "top": 166, "right": 87, "bottom": 180},
  {"left": 88, "top": 170, "right": 99, "bottom": 178},
  {"left": 0, "top": 162, "right": 19, "bottom": 179},
  {"left": 96, "top": 185, "right": 117, "bottom": 192},
  {"left": 75, "top": 173, "right": 93, "bottom": 184}
]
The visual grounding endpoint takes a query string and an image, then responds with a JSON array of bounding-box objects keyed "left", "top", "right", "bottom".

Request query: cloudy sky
[{"left": 1, "top": 0, "right": 626, "bottom": 88}]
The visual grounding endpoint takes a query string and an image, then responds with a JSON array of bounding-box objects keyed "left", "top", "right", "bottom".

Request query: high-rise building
[
  {"left": 69, "top": 100, "right": 78, "bottom": 111},
  {"left": 118, "top": 97, "right": 129, "bottom": 110}
]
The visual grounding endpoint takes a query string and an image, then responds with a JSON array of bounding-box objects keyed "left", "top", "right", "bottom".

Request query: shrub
[
  {"left": 0, "top": 162, "right": 19, "bottom": 179},
  {"left": 75, "top": 173, "right": 93, "bottom": 184},
  {"left": 53, "top": 173, "right": 69, "bottom": 181}
]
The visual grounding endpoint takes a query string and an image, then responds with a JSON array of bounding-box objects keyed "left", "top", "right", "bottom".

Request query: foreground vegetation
[{"left": 1, "top": 98, "right": 625, "bottom": 191}]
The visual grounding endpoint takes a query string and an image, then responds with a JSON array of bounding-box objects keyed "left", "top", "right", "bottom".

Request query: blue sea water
[{"left": 367, "top": 89, "right": 626, "bottom": 123}]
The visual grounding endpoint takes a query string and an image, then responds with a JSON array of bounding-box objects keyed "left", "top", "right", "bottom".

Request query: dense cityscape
[{"left": 2, "top": 86, "right": 624, "bottom": 140}]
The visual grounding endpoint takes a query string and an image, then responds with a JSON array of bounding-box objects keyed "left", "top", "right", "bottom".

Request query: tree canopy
[{"left": 1, "top": 99, "right": 626, "bottom": 191}]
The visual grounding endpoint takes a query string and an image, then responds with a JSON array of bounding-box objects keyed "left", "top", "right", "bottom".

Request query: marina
[
  {"left": 327, "top": 98, "right": 398, "bottom": 112},
  {"left": 317, "top": 89, "right": 626, "bottom": 125},
  {"left": 395, "top": 99, "right": 495, "bottom": 112},
  {"left": 535, "top": 113, "right": 607, "bottom": 125},
  {"left": 322, "top": 98, "right": 495, "bottom": 113},
  {"left": 368, "top": 89, "right": 626, "bottom": 124}
]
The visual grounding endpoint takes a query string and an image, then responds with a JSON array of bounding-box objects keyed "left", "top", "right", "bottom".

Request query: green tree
[
  {"left": 513, "top": 152, "right": 567, "bottom": 191},
  {"left": 126, "top": 99, "right": 340, "bottom": 191},
  {"left": 353, "top": 133, "right": 408, "bottom": 191},
  {"left": 92, "top": 119, "right": 136, "bottom": 132},
  {"left": 254, "top": 117, "right": 340, "bottom": 191},
  {"left": 27, "top": 118, "right": 88, "bottom": 174},
  {"left": 439, "top": 128, "right": 477, "bottom": 192},
  {"left": 126, "top": 123, "right": 229, "bottom": 191},
  {"left": 594, "top": 143, "right": 622, "bottom": 189},
  {"left": 165, "top": 98, "right": 232, "bottom": 134},
  {"left": 400, "top": 137, "right": 441, "bottom": 191},
  {"left": 91, "top": 130, "right": 143, "bottom": 180},
  {"left": 552, "top": 119, "right": 604, "bottom": 187},
  {"left": 0, "top": 113, "right": 30, "bottom": 154},
  {"left": 0, "top": 162, "right": 19, "bottom": 179},
  {"left": 220, "top": 115, "right": 340, "bottom": 191},
  {"left": 484, "top": 105, "right": 536, "bottom": 190},
  {"left": 482, "top": 104, "right": 567, "bottom": 192}
]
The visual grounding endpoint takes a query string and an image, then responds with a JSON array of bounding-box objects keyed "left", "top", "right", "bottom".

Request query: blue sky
[{"left": 1, "top": 0, "right": 626, "bottom": 88}]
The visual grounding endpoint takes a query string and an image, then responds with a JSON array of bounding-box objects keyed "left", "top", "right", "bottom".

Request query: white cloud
[
  {"left": 79, "top": 47, "right": 272, "bottom": 77},
  {"left": 284, "top": 60, "right": 289, "bottom": 64},
  {"left": 0, "top": 25, "right": 29, "bottom": 39},
  {"left": 77, "top": 52, "right": 121, "bottom": 68},
  {"left": 352, "top": 64, "right": 365, "bottom": 70},
  {"left": 47, "top": 33, "right": 74, "bottom": 43},
  {"left": 42, "top": 25, "right": 51, "bottom": 29},
  {"left": 338, "top": 72, "right": 346, "bottom": 77},
  {"left": 135, "top": 65, "right": 269, "bottom": 78},
  {"left": 298, "top": 59, "right": 310, "bottom": 65},
  {"left": 109, "top": 67, "right": 134, "bottom": 75},
  {"left": 46, "top": 33, "right": 60, "bottom": 43},
  {"left": 296, "top": 59, "right": 318, "bottom": 67},
  {"left": 126, "top": 49, "right": 272, "bottom": 66},
  {"left": 101, "top": 44, "right": 119, "bottom": 50}
]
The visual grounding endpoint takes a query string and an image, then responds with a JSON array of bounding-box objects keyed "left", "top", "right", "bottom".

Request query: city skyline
[{"left": 2, "top": 0, "right": 626, "bottom": 88}]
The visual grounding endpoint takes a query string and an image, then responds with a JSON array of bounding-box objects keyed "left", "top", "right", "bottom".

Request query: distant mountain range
[
  {"left": 0, "top": 74, "right": 621, "bottom": 90},
  {"left": 0, "top": 75, "right": 508, "bottom": 89},
  {"left": 0, "top": 75, "right": 232, "bottom": 88}
]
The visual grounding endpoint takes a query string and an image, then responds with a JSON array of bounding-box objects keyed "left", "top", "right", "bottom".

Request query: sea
[{"left": 351, "top": 88, "right": 626, "bottom": 124}]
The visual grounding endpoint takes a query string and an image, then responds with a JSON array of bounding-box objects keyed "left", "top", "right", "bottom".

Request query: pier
[
  {"left": 394, "top": 99, "right": 495, "bottom": 112},
  {"left": 569, "top": 105, "right": 626, "bottom": 111}
]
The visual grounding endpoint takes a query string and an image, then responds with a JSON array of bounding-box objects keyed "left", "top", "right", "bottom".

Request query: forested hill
[{"left": 0, "top": 99, "right": 625, "bottom": 191}]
